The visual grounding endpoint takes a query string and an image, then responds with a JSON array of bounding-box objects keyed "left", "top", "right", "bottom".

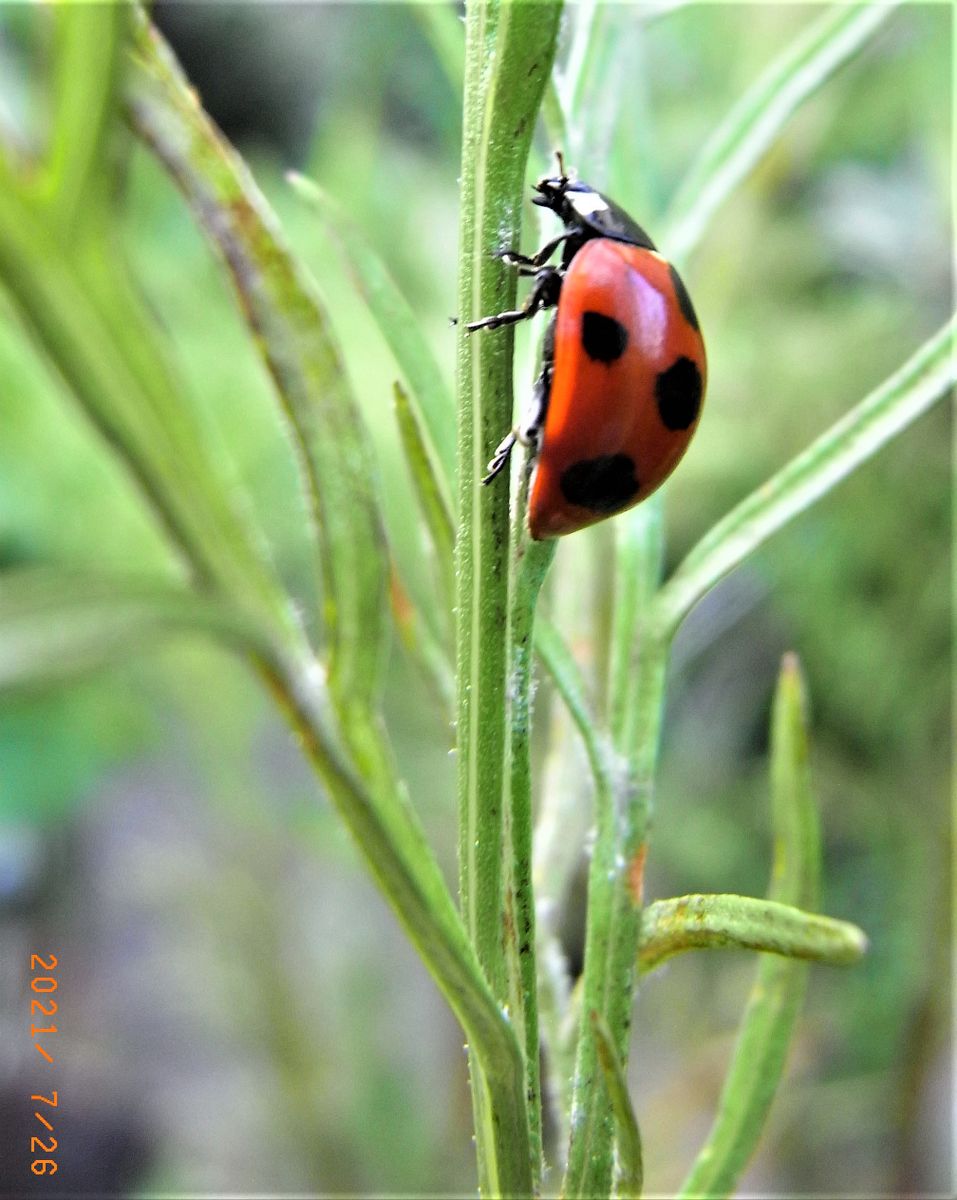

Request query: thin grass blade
[
  {"left": 665, "top": 1, "right": 901, "bottom": 263},
  {"left": 392, "top": 381, "right": 455, "bottom": 610},
  {"left": 287, "top": 172, "right": 457, "bottom": 498},
  {"left": 677, "top": 654, "right": 846, "bottom": 1198},
  {"left": 656, "top": 316, "right": 956, "bottom": 638}
]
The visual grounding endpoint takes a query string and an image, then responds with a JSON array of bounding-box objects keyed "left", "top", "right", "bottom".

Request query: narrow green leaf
[
  {"left": 656, "top": 316, "right": 956, "bottom": 639},
  {"left": 769, "top": 652, "right": 819, "bottom": 911},
  {"left": 0, "top": 568, "right": 271, "bottom": 689},
  {"left": 392, "top": 380, "right": 455, "bottom": 613},
  {"left": 38, "top": 1, "right": 130, "bottom": 234},
  {"left": 534, "top": 618, "right": 615, "bottom": 803},
  {"left": 389, "top": 562, "right": 455, "bottom": 714},
  {"left": 639, "top": 894, "right": 867, "bottom": 975},
  {"left": 665, "top": 1, "right": 901, "bottom": 262},
  {"left": 287, "top": 171, "right": 457, "bottom": 498},
  {"left": 676, "top": 654, "right": 858, "bottom": 1199},
  {"left": 590, "top": 1010, "right": 644, "bottom": 1200},
  {"left": 126, "top": 13, "right": 389, "bottom": 723}
]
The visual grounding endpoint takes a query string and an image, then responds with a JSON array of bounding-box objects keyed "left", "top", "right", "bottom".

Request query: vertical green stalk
[
  {"left": 564, "top": 503, "right": 668, "bottom": 1198},
  {"left": 505, "top": 459, "right": 557, "bottom": 1179},
  {"left": 456, "top": 1, "right": 562, "bottom": 1192}
]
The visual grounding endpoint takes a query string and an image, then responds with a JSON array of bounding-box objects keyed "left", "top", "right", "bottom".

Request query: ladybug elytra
[{"left": 467, "top": 157, "right": 706, "bottom": 539}]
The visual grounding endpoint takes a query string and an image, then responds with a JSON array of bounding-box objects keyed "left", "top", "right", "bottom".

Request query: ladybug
[{"left": 467, "top": 157, "right": 706, "bottom": 539}]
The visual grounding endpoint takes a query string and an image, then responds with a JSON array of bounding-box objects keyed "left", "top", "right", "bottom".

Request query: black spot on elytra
[
  {"left": 581, "top": 311, "right": 629, "bottom": 364},
  {"left": 560, "top": 454, "right": 640, "bottom": 513},
  {"left": 668, "top": 262, "right": 700, "bottom": 331},
  {"left": 655, "top": 357, "right": 702, "bottom": 431}
]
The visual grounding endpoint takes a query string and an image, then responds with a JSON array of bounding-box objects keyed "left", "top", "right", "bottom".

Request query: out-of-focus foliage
[{"left": 0, "top": 3, "right": 948, "bottom": 1196}]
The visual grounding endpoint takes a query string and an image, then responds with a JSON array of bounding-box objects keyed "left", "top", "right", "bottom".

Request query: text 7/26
[{"left": 29, "top": 953, "right": 59, "bottom": 1178}]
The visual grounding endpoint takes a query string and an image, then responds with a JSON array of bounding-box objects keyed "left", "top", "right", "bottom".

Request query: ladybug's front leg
[
  {"left": 495, "top": 231, "right": 569, "bottom": 271},
  {"left": 465, "top": 265, "right": 562, "bottom": 333}
]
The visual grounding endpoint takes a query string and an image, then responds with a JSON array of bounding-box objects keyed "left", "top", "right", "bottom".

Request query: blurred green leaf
[
  {"left": 665, "top": 1, "right": 901, "bottom": 263},
  {"left": 0, "top": 135, "right": 294, "bottom": 644},
  {"left": 0, "top": 567, "right": 268, "bottom": 691},
  {"left": 413, "top": 1, "right": 465, "bottom": 98},
  {"left": 392, "top": 381, "right": 455, "bottom": 610},
  {"left": 38, "top": 2, "right": 130, "bottom": 233},
  {"left": 287, "top": 171, "right": 456, "bottom": 504}
]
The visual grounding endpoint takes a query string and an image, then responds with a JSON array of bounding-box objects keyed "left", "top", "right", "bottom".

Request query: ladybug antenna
[{"left": 555, "top": 149, "right": 568, "bottom": 184}]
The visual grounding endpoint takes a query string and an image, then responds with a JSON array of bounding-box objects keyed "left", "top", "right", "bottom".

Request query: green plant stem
[
  {"left": 591, "top": 1010, "right": 644, "bottom": 1199},
  {"left": 457, "top": 0, "right": 562, "bottom": 1192},
  {"left": 504, "top": 461, "right": 556, "bottom": 1179},
  {"left": 564, "top": 502, "right": 666, "bottom": 1198},
  {"left": 261, "top": 653, "right": 535, "bottom": 1200},
  {"left": 564, "top": 661, "right": 667, "bottom": 1193}
]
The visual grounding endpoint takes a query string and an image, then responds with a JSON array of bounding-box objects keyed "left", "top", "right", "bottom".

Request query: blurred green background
[{"left": 0, "top": 2, "right": 950, "bottom": 1196}]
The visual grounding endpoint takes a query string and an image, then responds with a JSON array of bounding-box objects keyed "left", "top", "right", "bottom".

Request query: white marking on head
[{"left": 568, "top": 190, "right": 609, "bottom": 217}]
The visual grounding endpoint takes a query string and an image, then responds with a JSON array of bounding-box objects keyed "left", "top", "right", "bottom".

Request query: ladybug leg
[
  {"left": 465, "top": 265, "right": 562, "bottom": 333},
  {"left": 482, "top": 431, "right": 517, "bottom": 485},
  {"left": 495, "top": 232, "right": 570, "bottom": 270},
  {"left": 482, "top": 364, "right": 552, "bottom": 485},
  {"left": 481, "top": 318, "right": 555, "bottom": 486}
]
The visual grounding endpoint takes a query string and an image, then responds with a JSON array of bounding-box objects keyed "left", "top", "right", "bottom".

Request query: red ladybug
[{"left": 468, "top": 159, "right": 706, "bottom": 539}]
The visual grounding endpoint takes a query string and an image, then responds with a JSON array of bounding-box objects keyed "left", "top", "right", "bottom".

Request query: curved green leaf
[
  {"left": 677, "top": 654, "right": 862, "bottom": 1198},
  {"left": 392, "top": 380, "right": 455, "bottom": 615},
  {"left": 639, "top": 894, "right": 866, "bottom": 975}
]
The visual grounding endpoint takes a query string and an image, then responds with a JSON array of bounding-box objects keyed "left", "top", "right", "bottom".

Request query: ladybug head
[
  {"left": 533, "top": 158, "right": 659, "bottom": 252},
  {"left": 533, "top": 172, "right": 606, "bottom": 228}
]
